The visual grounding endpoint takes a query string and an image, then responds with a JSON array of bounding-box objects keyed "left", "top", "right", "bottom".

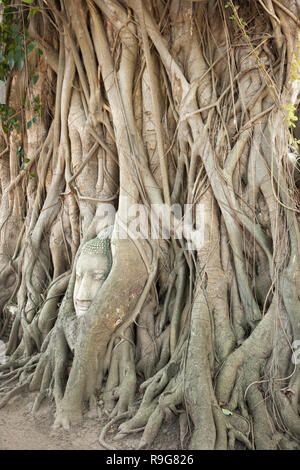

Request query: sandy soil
[
  {"left": 0, "top": 338, "right": 180, "bottom": 451},
  {"left": 0, "top": 392, "right": 180, "bottom": 450}
]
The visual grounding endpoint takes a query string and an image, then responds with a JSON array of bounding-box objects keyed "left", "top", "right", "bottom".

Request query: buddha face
[{"left": 73, "top": 252, "right": 110, "bottom": 318}]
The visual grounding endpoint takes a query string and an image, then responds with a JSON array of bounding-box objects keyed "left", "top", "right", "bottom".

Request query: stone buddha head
[{"left": 73, "top": 233, "right": 112, "bottom": 318}]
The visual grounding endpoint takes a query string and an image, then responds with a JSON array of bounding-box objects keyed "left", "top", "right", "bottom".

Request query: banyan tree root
[
  {"left": 99, "top": 411, "right": 132, "bottom": 450},
  {"left": 102, "top": 326, "right": 136, "bottom": 416},
  {"left": 115, "top": 331, "right": 185, "bottom": 444}
]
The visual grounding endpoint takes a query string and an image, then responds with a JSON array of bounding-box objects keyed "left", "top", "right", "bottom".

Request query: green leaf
[
  {"left": 16, "top": 35, "right": 24, "bottom": 46},
  {"left": 29, "top": 173, "right": 35, "bottom": 179},
  {"left": 22, "top": 0, "right": 34, "bottom": 4},
  {"left": 221, "top": 408, "right": 232, "bottom": 416},
  {"left": 32, "top": 116, "right": 38, "bottom": 124},
  {"left": 24, "top": 157, "right": 30, "bottom": 163},
  {"left": 14, "top": 45, "right": 22, "bottom": 62},
  {"left": 17, "top": 56, "right": 24, "bottom": 71},
  {"left": 32, "top": 74, "right": 39, "bottom": 84},
  {"left": 7, "top": 43, "right": 15, "bottom": 52},
  {"left": 10, "top": 25, "right": 19, "bottom": 39},
  {"left": 4, "top": 6, "right": 18, "bottom": 13},
  {"left": 26, "top": 41, "right": 36, "bottom": 53},
  {"left": 35, "top": 48, "right": 43, "bottom": 56},
  {"left": 26, "top": 120, "right": 32, "bottom": 129},
  {"left": 27, "top": 4, "right": 38, "bottom": 19},
  {"left": 7, "top": 50, "right": 14, "bottom": 70}
]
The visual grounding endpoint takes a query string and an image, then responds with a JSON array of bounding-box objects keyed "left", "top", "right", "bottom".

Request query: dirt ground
[
  {"left": 0, "top": 342, "right": 180, "bottom": 451},
  {"left": 0, "top": 392, "right": 181, "bottom": 451}
]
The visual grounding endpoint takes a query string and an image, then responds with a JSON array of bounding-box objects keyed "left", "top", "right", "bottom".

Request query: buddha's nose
[{"left": 76, "top": 275, "right": 92, "bottom": 302}]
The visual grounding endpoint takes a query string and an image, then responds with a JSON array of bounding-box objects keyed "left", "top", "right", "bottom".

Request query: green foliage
[
  {"left": 285, "top": 104, "right": 298, "bottom": 129},
  {"left": 290, "top": 53, "right": 300, "bottom": 82},
  {"left": 289, "top": 134, "right": 300, "bottom": 152},
  {"left": 31, "top": 95, "right": 43, "bottom": 117},
  {"left": 0, "top": 1, "right": 44, "bottom": 151},
  {"left": 0, "top": 104, "right": 19, "bottom": 132},
  {"left": 286, "top": 28, "right": 300, "bottom": 146},
  {"left": 18, "top": 145, "right": 31, "bottom": 171},
  {"left": 32, "top": 73, "right": 39, "bottom": 84},
  {"left": 225, "top": 1, "right": 247, "bottom": 27},
  {"left": 222, "top": 408, "right": 232, "bottom": 416},
  {"left": 224, "top": 1, "right": 300, "bottom": 142},
  {"left": 0, "top": 1, "right": 42, "bottom": 80},
  {"left": 16, "top": 145, "right": 23, "bottom": 157},
  {"left": 0, "top": 6, "right": 23, "bottom": 77}
]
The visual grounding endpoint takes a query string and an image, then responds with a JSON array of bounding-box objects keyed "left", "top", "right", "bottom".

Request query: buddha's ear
[
  {"left": 111, "top": 238, "right": 116, "bottom": 258},
  {"left": 97, "top": 223, "right": 114, "bottom": 239},
  {"left": 107, "top": 223, "right": 117, "bottom": 258}
]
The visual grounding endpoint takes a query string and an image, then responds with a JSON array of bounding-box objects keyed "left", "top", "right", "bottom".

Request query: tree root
[
  {"left": 99, "top": 410, "right": 132, "bottom": 450},
  {"left": 0, "top": 383, "right": 28, "bottom": 409},
  {"left": 103, "top": 327, "right": 136, "bottom": 415},
  {"left": 228, "top": 428, "right": 253, "bottom": 450},
  {"left": 137, "top": 378, "right": 183, "bottom": 449}
]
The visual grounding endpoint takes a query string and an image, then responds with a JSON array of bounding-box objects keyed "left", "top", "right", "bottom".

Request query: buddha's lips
[{"left": 75, "top": 301, "right": 91, "bottom": 311}]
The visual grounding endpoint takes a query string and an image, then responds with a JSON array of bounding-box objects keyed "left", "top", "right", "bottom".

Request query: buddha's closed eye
[{"left": 93, "top": 272, "right": 106, "bottom": 280}]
